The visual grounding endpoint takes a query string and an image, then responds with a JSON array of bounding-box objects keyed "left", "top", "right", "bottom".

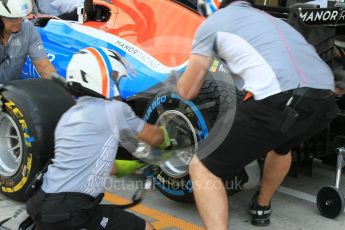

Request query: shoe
[{"left": 249, "top": 191, "right": 271, "bottom": 226}]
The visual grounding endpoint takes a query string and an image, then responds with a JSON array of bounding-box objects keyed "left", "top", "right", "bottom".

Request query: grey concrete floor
[{"left": 1, "top": 159, "right": 345, "bottom": 229}]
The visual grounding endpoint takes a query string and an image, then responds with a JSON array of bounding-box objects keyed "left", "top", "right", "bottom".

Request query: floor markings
[{"left": 104, "top": 192, "right": 205, "bottom": 230}]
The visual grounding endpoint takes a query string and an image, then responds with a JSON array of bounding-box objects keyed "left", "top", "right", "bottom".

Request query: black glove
[{"left": 48, "top": 73, "right": 69, "bottom": 92}]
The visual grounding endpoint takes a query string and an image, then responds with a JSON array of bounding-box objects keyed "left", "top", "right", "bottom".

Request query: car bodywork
[
  {"left": 22, "top": 0, "right": 203, "bottom": 99},
  {"left": 2, "top": 0, "right": 229, "bottom": 202},
  {"left": 23, "top": 0, "right": 345, "bottom": 163},
  {"left": 4, "top": 0, "right": 345, "bottom": 210}
]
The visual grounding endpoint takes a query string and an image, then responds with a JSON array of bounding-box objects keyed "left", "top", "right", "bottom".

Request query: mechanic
[
  {"left": 36, "top": 0, "right": 94, "bottom": 21},
  {"left": 176, "top": 0, "right": 340, "bottom": 229},
  {"left": 0, "top": 0, "right": 56, "bottom": 83},
  {"left": 26, "top": 48, "right": 171, "bottom": 230}
]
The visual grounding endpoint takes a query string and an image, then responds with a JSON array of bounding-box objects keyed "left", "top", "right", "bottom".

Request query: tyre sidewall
[
  {"left": 0, "top": 92, "right": 41, "bottom": 200},
  {"left": 0, "top": 79, "right": 75, "bottom": 201},
  {"left": 144, "top": 92, "right": 209, "bottom": 203}
]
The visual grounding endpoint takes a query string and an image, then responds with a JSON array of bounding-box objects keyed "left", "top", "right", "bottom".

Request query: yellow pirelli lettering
[
  {"left": 2, "top": 186, "right": 14, "bottom": 193},
  {"left": 5, "top": 100, "right": 16, "bottom": 110},
  {"left": 13, "top": 154, "right": 32, "bottom": 192},
  {"left": 19, "top": 119, "right": 28, "bottom": 130},
  {"left": 12, "top": 108, "right": 23, "bottom": 118}
]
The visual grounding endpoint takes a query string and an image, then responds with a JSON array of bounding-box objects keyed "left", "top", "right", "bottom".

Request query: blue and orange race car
[
  {"left": 1, "top": 0, "right": 235, "bottom": 204},
  {"left": 1, "top": 0, "right": 345, "bottom": 219}
]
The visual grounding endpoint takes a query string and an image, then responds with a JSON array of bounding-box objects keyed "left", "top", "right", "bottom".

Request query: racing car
[
  {"left": 0, "top": 0, "right": 245, "bottom": 204},
  {"left": 0, "top": 0, "right": 344, "bottom": 218}
]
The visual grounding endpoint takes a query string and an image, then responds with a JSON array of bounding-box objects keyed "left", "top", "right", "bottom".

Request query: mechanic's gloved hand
[
  {"left": 158, "top": 126, "right": 171, "bottom": 149},
  {"left": 114, "top": 160, "right": 145, "bottom": 178},
  {"left": 48, "top": 73, "right": 68, "bottom": 90}
]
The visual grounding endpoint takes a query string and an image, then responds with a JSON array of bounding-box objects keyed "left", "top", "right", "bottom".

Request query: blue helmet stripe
[{"left": 206, "top": 0, "right": 218, "bottom": 13}]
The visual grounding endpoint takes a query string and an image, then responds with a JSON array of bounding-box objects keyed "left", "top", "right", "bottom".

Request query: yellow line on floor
[{"left": 104, "top": 192, "right": 205, "bottom": 230}]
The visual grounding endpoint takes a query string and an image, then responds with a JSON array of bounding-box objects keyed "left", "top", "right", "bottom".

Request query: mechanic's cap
[
  {"left": 66, "top": 47, "right": 127, "bottom": 100},
  {"left": 0, "top": 0, "right": 32, "bottom": 18}
]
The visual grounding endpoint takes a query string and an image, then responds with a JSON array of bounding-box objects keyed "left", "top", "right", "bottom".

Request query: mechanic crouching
[
  {"left": 26, "top": 48, "right": 172, "bottom": 230},
  {"left": 0, "top": 0, "right": 56, "bottom": 84},
  {"left": 176, "top": 0, "right": 340, "bottom": 229}
]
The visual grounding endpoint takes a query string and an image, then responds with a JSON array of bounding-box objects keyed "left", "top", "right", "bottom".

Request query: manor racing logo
[{"left": 299, "top": 8, "right": 345, "bottom": 25}]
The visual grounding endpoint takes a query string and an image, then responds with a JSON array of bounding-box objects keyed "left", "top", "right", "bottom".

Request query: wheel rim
[
  {"left": 0, "top": 112, "right": 23, "bottom": 177},
  {"left": 156, "top": 110, "right": 198, "bottom": 177},
  {"left": 317, "top": 186, "right": 345, "bottom": 219}
]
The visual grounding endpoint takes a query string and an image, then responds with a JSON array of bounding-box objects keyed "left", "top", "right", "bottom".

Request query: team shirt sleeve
[
  {"left": 191, "top": 19, "right": 217, "bottom": 57},
  {"left": 116, "top": 102, "right": 146, "bottom": 135},
  {"left": 27, "top": 22, "right": 48, "bottom": 61}
]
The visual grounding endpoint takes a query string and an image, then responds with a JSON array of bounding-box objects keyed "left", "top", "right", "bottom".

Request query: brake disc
[{"left": 132, "top": 110, "right": 197, "bottom": 170}]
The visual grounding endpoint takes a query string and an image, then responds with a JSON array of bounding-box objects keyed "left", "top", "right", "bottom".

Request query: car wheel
[
  {"left": 145, "top": 79, "right": 237, "bottom": 203},
  {"left": 0, "top": 79, "right": 74, "bottom": 201}
]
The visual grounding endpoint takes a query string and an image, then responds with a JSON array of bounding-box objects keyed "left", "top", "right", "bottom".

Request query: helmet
[
  {"left": 66, "top": 47, "right": 127, "bottom": 99},
  {"left": 197, "top": 0, "right": 254, "bottom": 17},
  {"left": 0, "top": 0, "right": 33, "bottom": 18},
  {"left": 197, "top": 0, "right": 222, "bottom": 17}
]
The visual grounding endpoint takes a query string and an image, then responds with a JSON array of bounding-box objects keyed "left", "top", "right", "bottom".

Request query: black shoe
[{"left": 249, "top": 191, "right": 271, "bottom": 226}]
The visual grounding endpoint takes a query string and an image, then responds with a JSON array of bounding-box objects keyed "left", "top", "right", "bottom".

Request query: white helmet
[
  {"left": 197, "top": 0, "right": 222, "bottom": 17},
  {"left": 0, "top": 0, "right": 32, "bottom": 18},
  {"left": 66, "top": 47, "right": 127, "bottom": 99}
]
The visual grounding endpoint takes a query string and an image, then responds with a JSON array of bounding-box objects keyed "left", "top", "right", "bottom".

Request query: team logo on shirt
[
  {"left": 12, "top": 38, "right": 21, "bottom": 47},
  {"left": 0, "top": 0, "right": 11, "bottom": 14}
]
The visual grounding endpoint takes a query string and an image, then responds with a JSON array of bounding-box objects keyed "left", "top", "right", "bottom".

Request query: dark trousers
[
  {"left": 26, "top": 189, "right": 146, "bottom": 230},
  {"left": 199, "top": 88, "right": 339, "bottom": 180}
]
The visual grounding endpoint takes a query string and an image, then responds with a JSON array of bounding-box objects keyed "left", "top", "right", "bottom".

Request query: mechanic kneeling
[{"left": 26, "top": 48, "right": 171, "bottom": 230}]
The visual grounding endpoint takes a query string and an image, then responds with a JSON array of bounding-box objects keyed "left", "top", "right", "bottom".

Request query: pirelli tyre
[
  {"left": 0, "top": 79, "right": 74, "bottom": 201},
  {"left": 144, "top": 77, "right": 237, "bottom": 203}
]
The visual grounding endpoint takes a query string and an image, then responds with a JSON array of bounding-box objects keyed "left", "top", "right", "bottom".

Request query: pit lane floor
[{"left": 1, "top": 160, "right": 344, "bottom": 230}]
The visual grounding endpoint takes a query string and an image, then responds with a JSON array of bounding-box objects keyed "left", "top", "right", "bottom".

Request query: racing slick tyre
[
  {"left": 144, "top": 78, "right": 238, "bottom": 203},
  {"left": 0, "top": 79, "right": 75, "bottom": 201}
]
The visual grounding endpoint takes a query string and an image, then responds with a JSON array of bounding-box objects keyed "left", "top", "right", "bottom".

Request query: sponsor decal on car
[
  {"left": 22, "top": 54, "right": 56, "bottom": 78},
  {"left": 66, "top": 22, "right": 185, "bottom": 73},
  {"left": 299, "top": 8, "right": 345, "bottom": 25},
  {"left": 144, "top": 95, "right": 167, "bottom": 120},
  {"left": 156, "top": 171, "right": 192, "bottom": 191},
  {"left": 114, "top": 40, "right": 160, "bottom": 70},
  {"left": 209, "top": 59, "right": 228, "bottom": 73}
]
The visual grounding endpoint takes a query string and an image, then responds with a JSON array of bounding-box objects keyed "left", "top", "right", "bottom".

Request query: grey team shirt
[
  {"left": 192, "top": 1, "right": 335, "bottom": 100},
  {"left": 41, "top": 96, "right": 146, "bottom": 197},
  {"left": 0, "top": 21, "right": 47, "bottom": 83}
]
